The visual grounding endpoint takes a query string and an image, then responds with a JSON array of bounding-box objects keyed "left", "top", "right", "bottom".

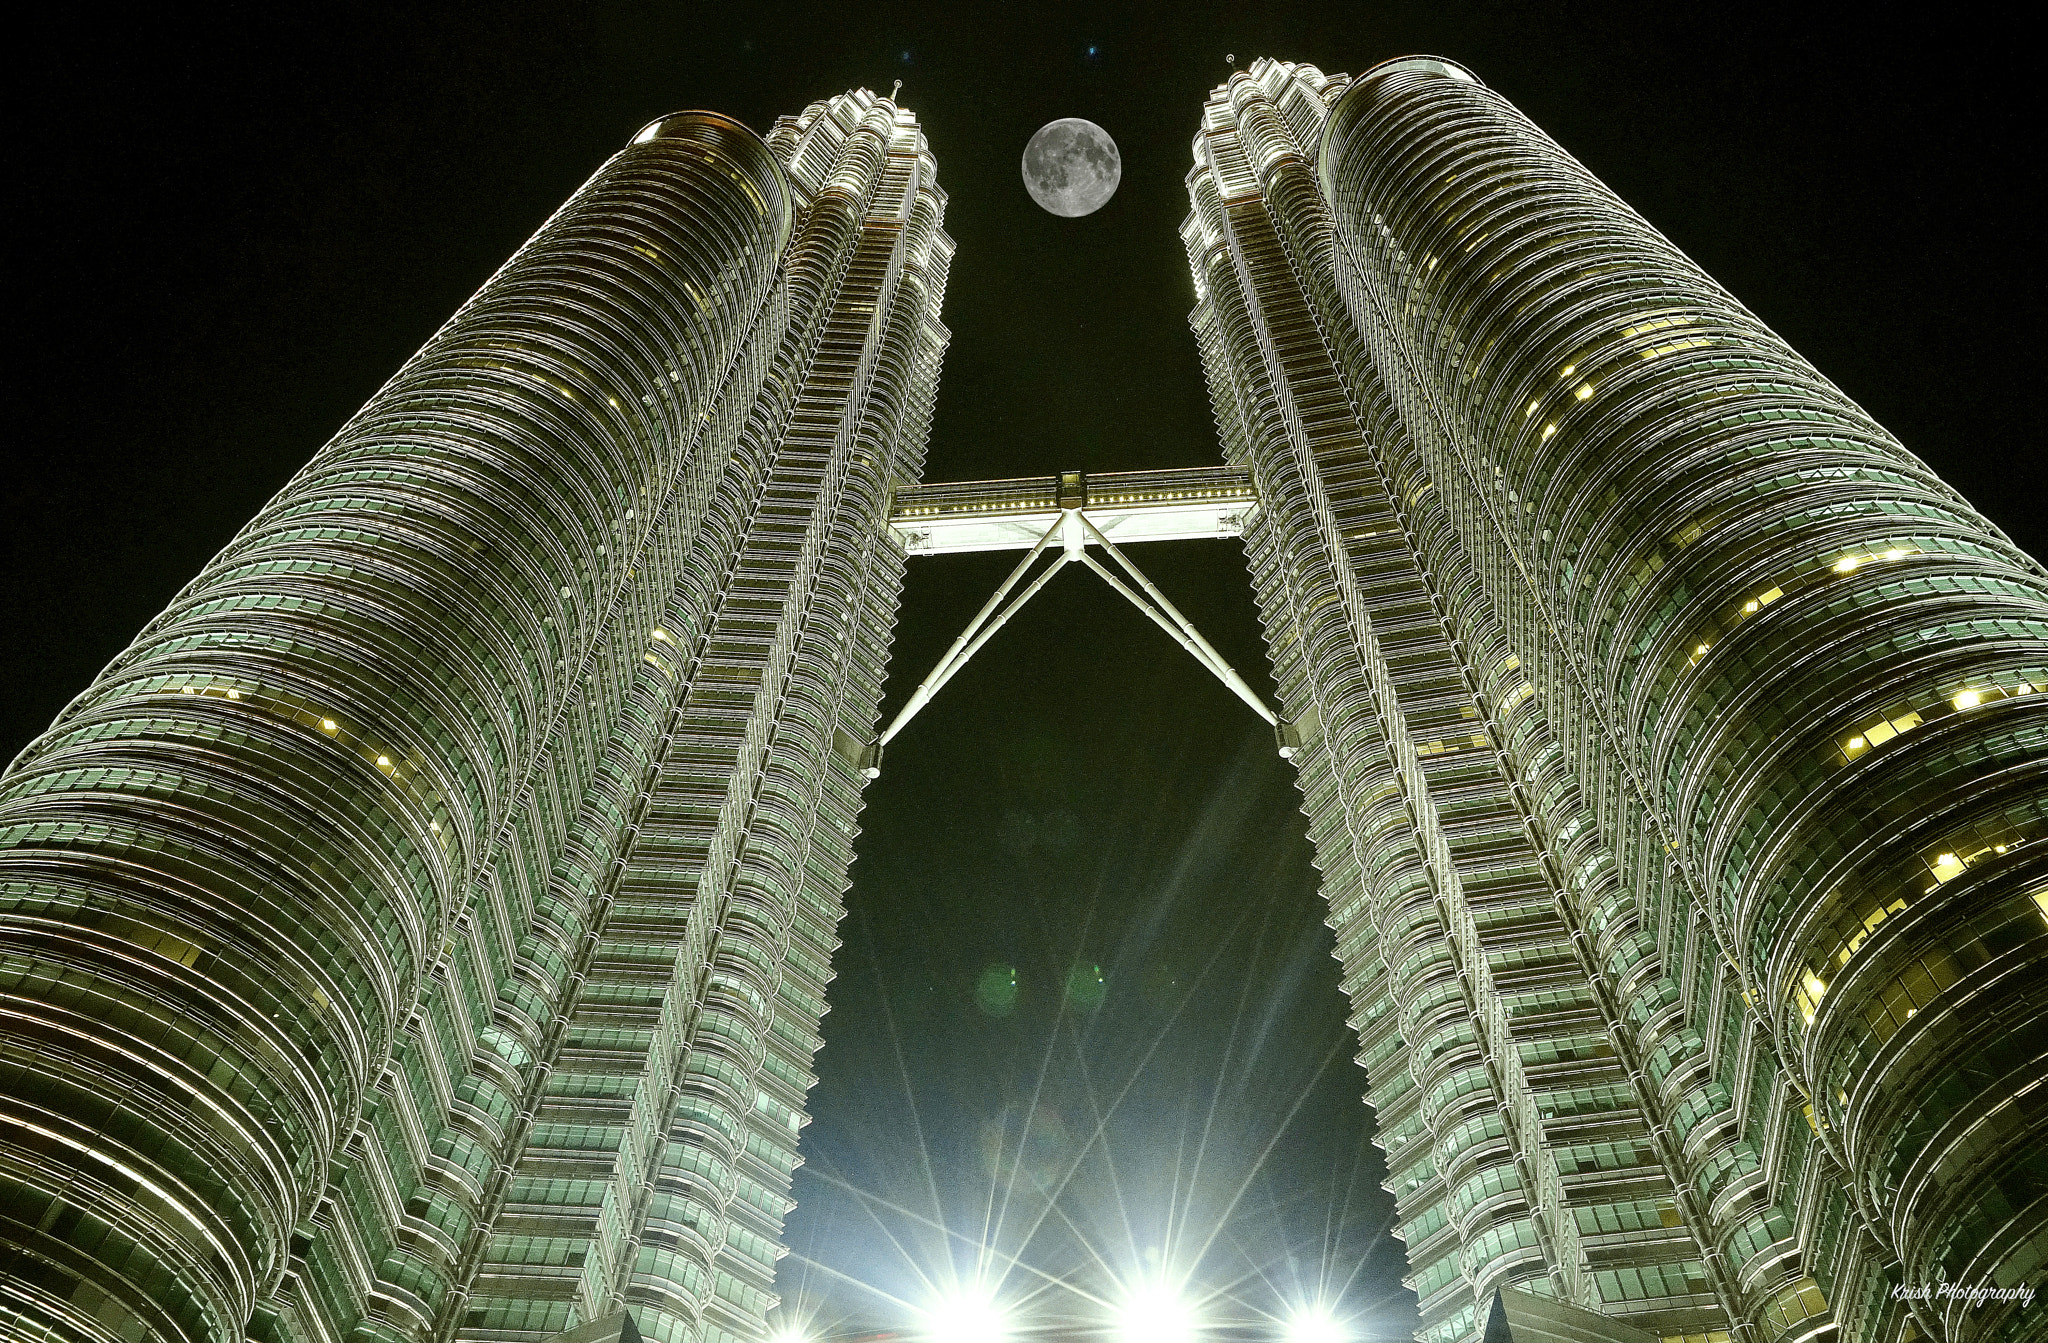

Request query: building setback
[
  {"left": 0, "top": 92, "right": 950, "bottom": 1343},
  {"left": 1184, "top": 57, "right": 2046, "bottom": 1343}
]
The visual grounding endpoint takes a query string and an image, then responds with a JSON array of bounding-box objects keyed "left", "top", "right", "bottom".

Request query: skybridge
[
  {"left": 889, "top": 465, "right": 1258, "bottom": 554},
  {"left": 874, "top": 466, "right": 1284, "bottom": 769}
]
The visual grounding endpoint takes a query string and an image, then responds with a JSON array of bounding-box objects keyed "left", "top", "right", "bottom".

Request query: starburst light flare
[
  {"left": 1114, "top": 1280, "right": 1199, "bottom": 1343},
  {"left": 1283, "top": 1306, "right": 1344, "bottom": 1343},
  {"left": 923, "top": 1287, "right": 1016, "bottom": 1343}
]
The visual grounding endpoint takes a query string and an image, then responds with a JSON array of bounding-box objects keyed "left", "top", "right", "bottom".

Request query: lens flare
[
  {"left": 923, "top": 1289, "right": 1014, "bottom": 1343},
  {"left": 1115, "top": 1281, "right": 1197, "bottom": 1343},
  {"left": 1285, "top": 1307, "right": 1345, "bottom": 1343}
]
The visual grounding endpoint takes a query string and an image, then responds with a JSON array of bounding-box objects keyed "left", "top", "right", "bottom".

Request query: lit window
[
  {"left": 1930, "top": 853, "right": 1965, "bottom": 883},
  {"left": 1953, "top": 689, "right": 1982, "bottom": 711},
  {"left": 321, "top": 719, "right": 339, "bottom": 733},
  {"left": 377, "top": 756, "right": 392, "bottom": 769},
  {"left": 1623, "top": 314, "right": 1694, "bottom": 339},
  {"left": 1541, "top": 423, "right": 1557, "bottom": 439},
  {"left": 1833, "top": 556, "right": 1860, "bottom": 573},
  {"left": 1653, "top": 336, "right": 1711, "bottom": 358},
  {"left": 1575, "top": 382, "right": 1593, "bottom": 400}
]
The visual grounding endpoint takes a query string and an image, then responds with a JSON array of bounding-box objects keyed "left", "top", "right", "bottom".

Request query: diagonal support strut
[
  {"left": 1076, "top": 511, "right": 1277, "bottom": 726},
  {"left": 876, "top": 514, "right": 1067, "bottom": 750},
  {"left": 868, "top": 507, "right": 1280, "bottom": 772}
]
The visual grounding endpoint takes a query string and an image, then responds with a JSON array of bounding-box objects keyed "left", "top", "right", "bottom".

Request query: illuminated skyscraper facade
[
  {"left": 1185, "top": 57, "right": 2046, "bottom": 1343},
  {"left": 3, "top": 51, "right": 2043, "bottom": 1343},
  {"left": 0, "top": 90, "right": 949, "bottom": 1343}
]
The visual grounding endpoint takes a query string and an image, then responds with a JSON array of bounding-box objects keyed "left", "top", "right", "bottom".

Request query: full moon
[{"left": 1022, "top": 118, "right": 1121, "bottom": 217}]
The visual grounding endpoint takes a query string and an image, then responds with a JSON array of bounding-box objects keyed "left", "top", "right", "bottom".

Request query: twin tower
[{"left": 1, "top": 56, "right": 2041, "bottom": 1343}]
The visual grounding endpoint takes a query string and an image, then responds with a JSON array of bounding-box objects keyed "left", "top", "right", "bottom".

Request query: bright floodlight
[
  {"left": 1115, "top": 1281, "right": 1198, "bottom": 1343},
  {"left": 923, "top": 1288, "right": 1013, "bottom": 1343},
  {"left": 1285, "top": 1308, "right": 1345, "bottom": 1343}
]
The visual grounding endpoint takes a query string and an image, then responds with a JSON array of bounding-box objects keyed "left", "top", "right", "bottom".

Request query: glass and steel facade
[
  {"left": 3, "top": 50, "right": 2041, "bottom": 1343},
  {"left": 0, "top": 89, "right": 950, "bottom": 1343},
  {"left": 1184, "top": 57, "right": 2046, "bottom": 1343}
]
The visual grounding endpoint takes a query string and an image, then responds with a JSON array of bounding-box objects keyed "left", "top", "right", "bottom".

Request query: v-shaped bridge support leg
[
  {"left": 868, "top": 508, "right": 1281, "bottom": 773},
  {"left": 876, "top": 514, "right": 1070, "bottom": 753},
  {"left": 1074, "top": 512, "right": 1277, "bottom": 727}
]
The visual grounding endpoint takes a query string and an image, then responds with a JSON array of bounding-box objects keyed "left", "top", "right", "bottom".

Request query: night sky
[{"left": 8, "top": 6, "right": 2041, "bottom": 1341}]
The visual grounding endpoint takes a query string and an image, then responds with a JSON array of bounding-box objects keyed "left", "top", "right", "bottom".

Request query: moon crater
[{"left": 1022, "top": 118, "right": 1121, "bottom": 217}]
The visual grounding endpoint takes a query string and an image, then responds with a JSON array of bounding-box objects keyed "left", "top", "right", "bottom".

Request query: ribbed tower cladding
[
  {"left": 4, "top": 49, "right": 2043, "bottom": 1343},
  {"left": 0, "top": 89, "right": 950, "bottom": 1343},
  {"left": 1186, "top": 57, "right": 2047, "bottom": 1343}
]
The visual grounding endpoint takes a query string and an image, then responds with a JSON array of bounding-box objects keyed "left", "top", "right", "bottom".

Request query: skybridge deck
[{"left": 888, "top": 465, "right": 1258, "bottom": 554}]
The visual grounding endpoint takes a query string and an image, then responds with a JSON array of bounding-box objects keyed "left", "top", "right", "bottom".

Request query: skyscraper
[
  {"left": 1184, "top": 56, "right": 2045, "bottom": 1343},
  {"left": 2, "top": 48, "right": 2042, "bottom": 1343},
  {"left": 0, "top": 90, "right": 950, "bottom": 1343}
]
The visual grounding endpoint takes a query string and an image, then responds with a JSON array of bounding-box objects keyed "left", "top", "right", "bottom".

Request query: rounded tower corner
[
  {"left": 1318, "top": 56, "right": 1485, "bottom": 202},
  {"left": 628, "top": 109, "right": 795, "bottom": 248}
]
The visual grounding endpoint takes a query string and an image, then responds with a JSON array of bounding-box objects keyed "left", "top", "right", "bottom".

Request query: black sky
[{"left": 7, "top": 5, "right": 2041, "bottom": 1341}]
